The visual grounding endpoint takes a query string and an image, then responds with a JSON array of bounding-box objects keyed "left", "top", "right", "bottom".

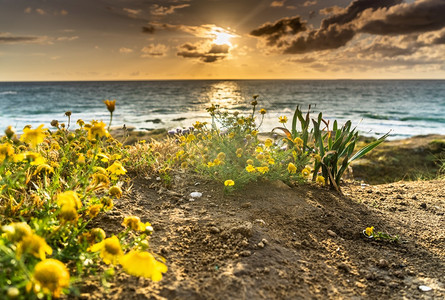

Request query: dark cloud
[
  {"left": 0, "top": 36, "right": 40, "bottom": 44},
  {"left": 142, "top": 25, "right": 155, "bottom": 34},
  {"left": 359, "top": 0, "right": 445, "bottom": 35},
  {"left": 321, "top": 0, "right": 402, "bottom": 29},
  {"left": 177, "top": 43, "right": 229, "bottom": 63},
  {"left": 249, "top": 16, "right": 306, "bottom": 46}
]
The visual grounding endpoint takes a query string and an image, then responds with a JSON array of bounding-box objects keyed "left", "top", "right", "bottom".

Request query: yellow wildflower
[
  {"left": 80, "top": 228, "right": 106, "bottom": 245},
  {"left": 186, "top": 134, "right": 196, "bottom": 143},
  {"left": 181, "top": 161, "right": 188, "bottom": 169},
  {"left": 256, "top": 153, "right": 264, "bottom": 160},
  {"left": 5, "top": 125, "right": 16, "bottom": 139},
  {"left": 86, "top": 204, "right": 103, "bottom": 219},
  {"left": 224, "top": 179, "right": 235, "bottom": 186},
  {"left": 301, "top": 167, "right": 311, "bottom": 178},
  {"left": 228, "top": 132, "right": 235, "bottom": 139},
  {"left": 246, "top": 159, "right": 254, "bottom": 165},
  {"left": 77, "top": 153, "right": 86, "bottom": 165},
  {"left": 237, "top": 118, "right": 245, "bottom": 125},
  {"left": 251, "top": 130, "right": 258, "bottom": 136},
  {"left": 109, "top": 186, "right": 123, "bottom": 198},
  {"left": 34, "top": 164, "right": 54, "bottom": 176},
  {"left": 120, "top": 251, "right": 168, "bottom": 281},
  {"left": 294, "top": 137, "right": 304, "bottom": 147},
  {"left": 264, "top": 138, "right": 273, "bottom": 148},
  {"left": 16, "top": 233, "right": 52, "bottom": 260},
  {"left": 13, "top": 152, "right": 46, "bottom": 165},
  {"left": 213, "top": 158, "right": 222, "bottom": 166},
  {"left": 365, "top": 226, "right": 374, "bottom": 237},
  {"left": 260, "top": 108, "right": 267, "bottom": 115},
  {"left": 58, "top": 205, "right": 79, "bottom": 223},
  {"left": 0, "top": 143, "right": 14, "bottom": 162},
  {"left": 279, "top": 116, "right": 288, "bottom": 124},
  {"left": 313, "top": 154, "right": 321, "bottom": 162},
  {"left": 268, "top": 158, "right": 275, "bottom": 165},
  {"left": 207, "top": 161, "right": 215, "bottom": 168},
  {"left": 256, "top": 166, "right": 269, "bottom": 174},
  {"left": 103, "top": 99, "right": 116, "bottom": 113},
  {"left": 96, "top": 153, "right": 109, "bottom": 162},
  {"left": 91, "top": 173, "right": 110, "bottom": 187},
  {"left": 57, "top": 191, "right": 82, "bottom": 209},
  {"left": 287, "top": 163, "right": 297, "bottom": 174},
  {"left": 20, "top": 124, "right": 47, "bottom": 148},
  {"left": 255, "top": 146, "right": 263, "bottom": 153},
  {"left": 88, "top": 235, "right": 123, "bottom": 265},
  {"left": 76, "top": 119, "right": 85, "bottom": 127},
  {"left": 217, "top": 152, "right": 226, "bottom": 161},
  {"left": 246, "top": 164, "right": 256, "bottom": 173},
  {"left": 87, "top": 121, "right": 109, "bottom": 140},
  {"left": 107, "top": 161, "right": 127, "bottom": 178},
  {"left": 32, "top": 259, "right": 70, "bottom": 298},
  {"left": 122, "top": 216, "right": 149, "bottom": 232},
  {"left": 316, "top": 175, "right": 325, "bottom": 185},
  {"left": 2, "top": 222, "right": 32, "bottom": 242},
  {"left": 236, "top": 148, "right": 243, "bottom": 157}
]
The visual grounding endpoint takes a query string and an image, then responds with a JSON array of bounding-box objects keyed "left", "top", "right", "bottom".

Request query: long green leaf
[{"left": 349, "top": 131, "right": 390, "bottom": 162}]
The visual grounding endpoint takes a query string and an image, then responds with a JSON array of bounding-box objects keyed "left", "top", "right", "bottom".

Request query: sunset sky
[{"left": 1, "top": 0, "right": 444, "bottom": 81}]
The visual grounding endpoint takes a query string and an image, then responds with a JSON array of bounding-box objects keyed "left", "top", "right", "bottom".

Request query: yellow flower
[
  {"left": 86, "top": 204, "right": 103, "bottom": 219},
  {"left": 32, "top": 259, "right": 70, "bottom": 298},
  {"left": 88, "top": 235, "right": 123, "bottom": 265},
  {"left": 268, "top": 158, "right": 275, "bottom": 165},
  {"left": 260, "top": 108, "right": 267, "bottom": 115},
  {"left": 264, "top": 138, "right": 273, "bottom": 148},
  {"left": 236, "top": 148, "right": 243, "bottom": 157},
  {"left": 256, "top": 166, "right": 269, "bottom": 174},
  {"left": 103, "top": 99, "right": 116, "bottom": 113},
  {"left": 301, "top": 167, "right": 311, "bottom": 178},
  {"left": 245, "top": 164, "right": 256, "bottom": 173},
  {"left": 279, "top": 116, "right": 288, "bottom": 124},
  {"left": 288, "top": 163, "right": 297, "bottom": 174},
  {"left": 181, "top": 161, "right": 188, "bottom": 169},
  {"left": 237, "top": 118, "right": 245, "bottom": 125},
  {"left": 251, "top": 130, "right": 258, "bottom": 137},
  {"left": 16, "top": 233, "right": 52, "bottom": 260},
  {"left": 34, "top": 164, "right": 54, "bottom": 176},
  {"left": 0, "top": 143, "right": 14, "bottom": 162},
  {"left": 256, "top": 153, "right": 264, "bottom": 160},
  {"left": 91, "top": 173, "right": 110, "bottom": 187},
  {"left": 255, "top": 146, "right": 263, "bottom": 153},
  {"left": 2, "top": 222, "right": 32, "bottom": 242},
  {"left": 87, "top": 121, "right": 109, "bottom": 140},
  {"left": 294, "top": 137, "right": 304, "bottom": 147},
  {"left": 5, "top": 125, "right": 16, "bottom": 139},
  {"left": 213, "top": 158, "right": 222, "bottom": 166},
  {"left": 58, "top": 205, "right": 79, "bottom": 222},
  {"left": 77, "top": 153, "right": 86, "bottom": 165},
  {"left": 122, "top": 216, "right": 148, "bottom": 232},
  {"left": 109, "top": 186, "right": 123, "bottom": 198},
  {"left": 246, "top": 159, "right": 254, "bottom": 165},
  {"left": 13, "top": 152, "right": 46, "bottom": 165},
  {"left": 316, "top": 175, "right": 325, "bottom": 185},
  {"left": 186, "top": 134, "right": 196, "bottom": 143},
  {"left": 365, "top": 226, "right": 374, "bottom": 237},
  {"left": 96, "top": 153, "right": 109, "bottom": 162},
  {"left": 76, "top": 119, "right": 85, "bottom": 127},
  {"left": 216, "top": 152, "right": 226, "bottom": 161},
  {"left": 57, "top": 191, "right": 82, "bottom": 209},
  {"left": 107, "top": 161, "right": 127, "bottom": 178},
  {"left": 20, "top": 124, "right": 47, "bottom": 148},
  {"left": 313, "top": 154, "right": 321, "bottom": 162},
  {"left": 224, "top": 179, "right": 235, "bottom": 186},
  {"left": 120, "top": 251, "right": 168, "bottom": 281},
  {"left": 207, "top": 161, "right": 215, "bottom": 168}
]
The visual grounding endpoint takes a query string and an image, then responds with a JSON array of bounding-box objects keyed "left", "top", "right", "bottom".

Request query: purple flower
[{"left": 168, "top": 130, "right": 176, "bottom": 136}]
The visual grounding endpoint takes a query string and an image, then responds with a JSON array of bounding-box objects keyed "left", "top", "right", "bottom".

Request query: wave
[
  {"left": 400, "top": 116, "right": 445, "bottom": 123},
  {"left": 0, "top": 91, "right": 17, "bottom": 95},
  {"left": 362, "top": 113, "right": 390, "bottom": 120}
]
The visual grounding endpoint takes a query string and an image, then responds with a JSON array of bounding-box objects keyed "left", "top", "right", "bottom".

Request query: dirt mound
[{"left": 76, "top": 174, "right": 444, "bottom": 300}]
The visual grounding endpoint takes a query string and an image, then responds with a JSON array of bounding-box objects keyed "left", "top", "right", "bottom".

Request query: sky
[{"left": 1, "top": 0, "right": 445, "bottom": 81}]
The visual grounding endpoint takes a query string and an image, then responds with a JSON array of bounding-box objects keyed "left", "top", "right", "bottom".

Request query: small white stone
[
  {"left": 156, "top": 177, "right": 161, "bottom": 181},
  {"left": 190, "top": 192, "right": 202, "bottom": 198},
  {"left": 418, "top": 285, "right": 432, "bottom": 292}
]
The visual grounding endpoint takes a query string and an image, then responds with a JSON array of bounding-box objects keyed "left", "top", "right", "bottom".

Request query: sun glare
[{"left": 210, "top": 27, "right": 237, "bottom": 46}]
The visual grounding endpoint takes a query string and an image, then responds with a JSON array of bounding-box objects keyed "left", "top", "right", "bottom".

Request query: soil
[{"left": 75, "top": 174, "right": 444, "bottom": 300}]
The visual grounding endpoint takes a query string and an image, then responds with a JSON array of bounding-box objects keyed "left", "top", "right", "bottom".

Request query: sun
[{"left": 213, "top": 32, "right": 234, "bottom": 46}]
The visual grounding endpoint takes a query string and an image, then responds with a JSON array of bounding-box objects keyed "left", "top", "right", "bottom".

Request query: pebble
[
  {"left": 337, "top": 263, "right": 350, "bottom": 273},
  {"left": 327, "top": 230, "right": 337, "bottom": 237},
  {"left": 418, "top": 285, "right": 432, "bottom": 292},
  {"left": 377, "top": 259, "right": 389, "bottom": 268},
  {"left": 420, "top": 203, "right": 427, "bottom": 209},
  {"left": 239, "top": 250, "right": 252, "bottom": 257},
  {"left": 257, "top": 241, "right": 265, "bottom": 248},
  {"left": 241, "top": 202, "right": 252, "bottom": 209},
  {"left": 412, "top": 195, "right": 418, "bottom": 200},
  {"left": 209, "top": 226, "right": 221, "bottom": 234},
  {"left": 190, "top": 192, "right": 202, "bottom": 198},
  {"left": 255, "top": 219, "right": 266, "bottom": 226},
  {"left": 261, "top": 238, "right": 268, "bottom": 245}
]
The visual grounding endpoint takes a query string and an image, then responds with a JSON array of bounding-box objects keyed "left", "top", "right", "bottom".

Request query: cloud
[
  {"left": 123, "top": 8, "right": 141, "bottom": 16},
  {"left": 303, "top": 1, "right": 317, "bottom": 7},
  {"left": 249, "top": 16, "right": 306, "bottom": 46},
  {"left": 0, "top": 33, "right": 49, "bottom": 44},
  {"left": 119, "top": 47, "right": 134, "bottom": 54},
  {"left": 36, "top": 8, "right": 46, "bottom": 15},
  {"left": 150, "top": 4, "right": 190, "bottom": 16},
  {"left": 177, "top": 42, "right": 230, "bottom": 63},
  {"left": 55, "top": 36, "right": 79, "bottom": 42},
  {"left": 270, "top": 1, "right": 285, "bottom": 7},
  {"left": 250, "top": 0, "right": 445, "bottom": 55},
  {"left": 24, "top": 7, "right": 32, "bottom": 14},
  {"left": 142, "top": 25, "right": 156, "bottom": 34},
  {"left": 358, "top": 0, "right": 445, "bottom": 35},
  {"left": 141, "top": 44, "right": 168, "bottom": 57}
]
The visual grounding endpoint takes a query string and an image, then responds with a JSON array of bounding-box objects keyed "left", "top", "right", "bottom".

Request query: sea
[{"left": 0, "top": 80, "right": 444, "bottom": 140}]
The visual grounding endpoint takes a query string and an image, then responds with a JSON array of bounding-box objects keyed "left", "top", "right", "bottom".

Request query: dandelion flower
[
  {"left": 16, "top": 233, "right": 53, "bottom": 260},
  {"left": 3, "top": 222, "right": 32, "bottom": 242},
  {"left": 120, "top": 251, "right": 167, "bottom": 281},
  {"left": 87, "top": 121, "right": 109, "bottom": 140},
  {"left": 224, "top": 180, "right": 235, "bottom": 186},
  {"left": 260, "top": 108, "right": 267, "bottom": 115},
  {"left": 217, "top": 152, "right": 226, "bottom": 161},
  {"left": 13, "top": 152, "right": 46, "bottom": 165},
  {"left": 5, "top": 126, "right": 16, "bottom": 139},
  {"left": 57, "top": 191, "right": 82, "bottom": 209},
  {"left": 86, "top": 204, "right": 103, "bottom": 219},
  {"left": 264, "top": 138, "right": 273, "bottom": 148},
  {"left": 103, "top": 99, "right": 116, "bottom": 113},
  {"left": 0, "top": 143, "right": 14, "bottom": 163},
  {"left": 58, "top": 205, "right": 79, "bottom": 223},
  {"left": 256, "top": 166, "right": 269, "bottom": 174},
  {"left": 246, "top": 164, "right": 256, "bottom": 173},
  {"left": 20, "top": 124, "right": 47, "bottom": 148},
  {"left": 88, "top": 235, "right": 123, "bottom": 265},
  {"left": 32, "top": 259, "right": 70, "bottom": 298},
  {"left": 294, "top": 137, "right": 304, "bottom": 147},
  {"left": 237, "top": 118, "right": 245, "bottom": 125},
  {"left": 108, "top": 186, "right": 123, "bottom": 198},
  {"left": 107, "top": 161, "right": 127, "bottom": 178},
  {"left": 365, "top": 226, "right": 374, "bottom": 237},
  {"left": 287, "top": 163, "right": 297, "bottom": 174},
  {"left": 301, "top": 167, "right": 311, "bottom": 178},
  {"left": 278, "top": 116, "right": 288, "bottom": 124},
  {"left": 316, "top": 175, "right": 325, "bottom": 185},
  {"left": 236, "top": 148, "right": 243, "bottom": 157},
  {"left": 122, "top": 216, "right": 148, "bottom": 231},
  {"left": 246, "top": 159, "right": 254, "bottom": 165}
]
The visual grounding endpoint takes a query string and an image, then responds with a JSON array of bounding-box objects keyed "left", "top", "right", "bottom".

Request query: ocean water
[{"left": 0, "top": 80, "right": 444, "bottom": 140}]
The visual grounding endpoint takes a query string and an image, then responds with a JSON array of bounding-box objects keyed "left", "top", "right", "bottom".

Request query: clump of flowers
[{"left": 363, "top": 226, "right": 399, "bottom": 243}]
